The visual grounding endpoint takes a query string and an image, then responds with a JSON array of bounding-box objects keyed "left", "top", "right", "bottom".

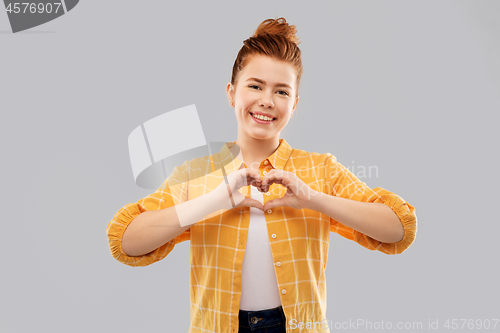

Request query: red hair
[{"left": 231, "top": 17, "right": 303, "bottom": 96}]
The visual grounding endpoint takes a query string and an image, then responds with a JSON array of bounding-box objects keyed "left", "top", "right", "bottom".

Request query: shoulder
[
  {"left": 288, "top": 147, "right": 338, "bottom": 166},
  {"left": 164, "top": 153, "right": 213, "bottom": 187}
]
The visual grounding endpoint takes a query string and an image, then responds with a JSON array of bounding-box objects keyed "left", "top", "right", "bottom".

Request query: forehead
[{"left": 239, "top": 55, "right": 296, "bottom": 87}]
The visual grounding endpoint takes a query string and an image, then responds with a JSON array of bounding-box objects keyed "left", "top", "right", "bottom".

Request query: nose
[{"left": 259, "top": 92, "right": 274, "bottom": 108}]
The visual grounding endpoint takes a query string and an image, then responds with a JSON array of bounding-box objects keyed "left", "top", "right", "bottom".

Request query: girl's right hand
[{"left": 213, "top": 167, "right": 264, "bottom": 211}]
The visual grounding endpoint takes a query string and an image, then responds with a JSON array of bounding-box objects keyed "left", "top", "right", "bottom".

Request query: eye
[
  {"left": 248, "top": 85, "right": 260, "bottom": 90},
  {"left": 278, "top": 90, "right": 289, "bottom": 96}
]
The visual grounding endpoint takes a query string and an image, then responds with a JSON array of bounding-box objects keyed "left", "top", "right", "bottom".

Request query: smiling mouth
[{"left": 250, "top": 113, "right": 276, "bottom": 122}]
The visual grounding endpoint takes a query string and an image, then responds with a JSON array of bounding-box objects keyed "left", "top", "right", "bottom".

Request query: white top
[{"left": 239, "top": 185, "right": 282, "bottom": 311}]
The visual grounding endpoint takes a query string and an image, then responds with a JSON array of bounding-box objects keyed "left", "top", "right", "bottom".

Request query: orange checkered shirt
[{"left": 106, "top": 139, "right": 417, "bottom": 333}]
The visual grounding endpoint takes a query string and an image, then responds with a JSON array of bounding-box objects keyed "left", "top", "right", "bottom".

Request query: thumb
[
  {"left": 239, "top": 197, "right": 264, "bottom": 211},
  {"left": 264, "top": 198, "right": 287, "bottom": 211}
]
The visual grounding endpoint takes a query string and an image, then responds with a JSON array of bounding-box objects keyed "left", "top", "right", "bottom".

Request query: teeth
[{"left": 252, "top": 113, "right": 274, "bottom": 121}]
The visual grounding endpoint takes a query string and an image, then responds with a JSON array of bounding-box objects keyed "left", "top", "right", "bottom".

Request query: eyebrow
[{"left": 245, "top": 77, "right": 292, "bottom": 90}]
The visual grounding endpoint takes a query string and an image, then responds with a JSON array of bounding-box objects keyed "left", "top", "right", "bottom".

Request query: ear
[
  {"left": 226, "top": 82, "right": 235, "bottom": 106},
  {"left": 292, "top": 95, "right": 300, "bottom": 111}
]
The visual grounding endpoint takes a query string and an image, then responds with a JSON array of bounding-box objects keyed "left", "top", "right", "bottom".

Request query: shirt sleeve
[
  {"left": 106, "top": 166, "right": 191, "bottom": 267},
  {"left": 325, "top": 154, "right": 417, "bottom": 254}
]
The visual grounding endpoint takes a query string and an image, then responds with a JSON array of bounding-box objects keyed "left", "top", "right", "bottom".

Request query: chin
[{"left": 250, "top": 130, "right": 279, "bottom": 141}]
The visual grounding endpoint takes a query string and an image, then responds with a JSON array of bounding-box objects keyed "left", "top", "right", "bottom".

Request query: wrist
[
  {"left": 210, "top": 184, "right": 234, "bottom": 211},
  {"left": 305, "top": 190, "right": 327, "bottom": 212}
]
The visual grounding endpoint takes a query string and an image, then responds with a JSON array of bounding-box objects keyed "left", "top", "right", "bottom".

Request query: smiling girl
[{"left": 107, "top": 17, "right": 417, "bottom": 333}]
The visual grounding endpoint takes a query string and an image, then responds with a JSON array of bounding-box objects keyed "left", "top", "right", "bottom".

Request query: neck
[{"left": 234, "top": 135, "right": 281, "bottom": 169}]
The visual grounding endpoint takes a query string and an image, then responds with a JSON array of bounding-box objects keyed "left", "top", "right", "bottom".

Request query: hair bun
[{"left": 253, "top": 17, "right": 300, "bottom": 45}]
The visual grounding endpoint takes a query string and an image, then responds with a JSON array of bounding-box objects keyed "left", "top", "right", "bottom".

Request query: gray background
[{"left": 1, "top": 0, "right": 499, "bottom": 332}]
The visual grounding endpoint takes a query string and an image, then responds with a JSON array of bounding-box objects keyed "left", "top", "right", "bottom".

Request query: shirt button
[
  {"left": 276, "top": 261, "right": 281, "bottom": 267},
  {"left": 264, "top": 160, "right": 269, "bottom": 165},
  {"left": 271, "top": 234, "right": 277, "bottom": 239},
  {"left": 267, "top": 209, "right": 272, "bottom": 214},
  {"left": 263, "top": 171, "right": 268, "bottom": 175},
  {"left": 282, "top": 289, "right": 287, "bottom": 295},
  {"left": 266, "top": 192, "right": 271, "bottom": 196}
]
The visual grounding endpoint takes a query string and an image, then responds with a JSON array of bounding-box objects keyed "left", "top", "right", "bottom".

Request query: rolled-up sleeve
[
  {"left": 325, "top": 155, "right": 417, "bottom": 254},
  {"left": 106, "top": 172, "right": 191, "bottom": 267}
]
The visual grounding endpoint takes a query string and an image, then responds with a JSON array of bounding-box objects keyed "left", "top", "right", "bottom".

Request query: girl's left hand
[{"left": 260, "top": 169, "right": 318, "bottom": 211}]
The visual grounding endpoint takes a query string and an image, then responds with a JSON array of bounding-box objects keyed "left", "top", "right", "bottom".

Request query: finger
[
  {"left": 232, "top": 168, "right": 261, "bottom": 188},
  {"left": 263, "top": 171, "right": 292, "bottom": 192},
  {"left": 248, "top": 176, "right": 262, "bottom": 188},
  {"left": 262, "top": 169, "right": 287, "bottom": 186},
  {"left": 245, "top": 172, "right": 264, "bottom": 191},
  {"left": 283, "top": 186, "right": 294, "bottom": 196},
  {"left": 261, "top": 178, "right": 282, "bottom": 193},
  {"left": 235, "top": 166, "right": 259, "bottom": 178},
  {"left": 239, "top": 198, "right": 264, "bottom": 211},
  {"left": 242, "top": 168, "right": 263, "bottom": 185}
]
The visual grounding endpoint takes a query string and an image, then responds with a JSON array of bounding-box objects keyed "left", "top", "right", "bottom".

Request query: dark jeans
[{"left": 238, "top": 306, "right": 286, "bottom": 333}]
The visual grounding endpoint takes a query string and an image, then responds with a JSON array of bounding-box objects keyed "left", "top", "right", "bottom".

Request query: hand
[
  {"left": 260, "top": 169, "right": 318, "bottom": 211},
  {"left": 213, "top": 167, "right": 264, "bottom": 211}
]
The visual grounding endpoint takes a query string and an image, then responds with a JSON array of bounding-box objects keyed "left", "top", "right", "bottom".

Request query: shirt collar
[
  {"left": 267, "top": 138, "right": 293, "bottom": 170},
  {"left": 216, "top": 138, "right": 293, "bottom": 173}
]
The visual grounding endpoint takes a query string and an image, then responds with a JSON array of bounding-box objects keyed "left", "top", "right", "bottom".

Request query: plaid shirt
[{"left": 106, "top": 139, "right": 417, "bottom": 333}]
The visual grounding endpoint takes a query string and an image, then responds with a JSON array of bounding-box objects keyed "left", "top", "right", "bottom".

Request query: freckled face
[{"left": 227, "top": 55, "right": 299, "bottom": 142}]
